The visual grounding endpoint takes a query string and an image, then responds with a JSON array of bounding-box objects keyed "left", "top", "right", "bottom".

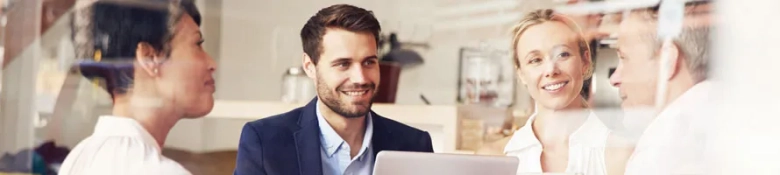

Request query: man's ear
[
  {"left": 302, "top": 53, "right": 317, "bottom": 79},
  {"left": 136, "top": 42, "right": 161, "bottom": 77},
  {"left": 661, "top": 41, "right": 681, "bottom": 80}
]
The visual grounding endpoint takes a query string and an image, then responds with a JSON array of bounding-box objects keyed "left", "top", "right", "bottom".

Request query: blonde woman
[{"left": 502, "top": 9, "right": 626, "bottom": 175}]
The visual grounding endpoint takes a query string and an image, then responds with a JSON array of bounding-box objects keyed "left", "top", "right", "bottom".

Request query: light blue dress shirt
[{"left": 316, "top": 104, "right": 375, "bottom": 175}]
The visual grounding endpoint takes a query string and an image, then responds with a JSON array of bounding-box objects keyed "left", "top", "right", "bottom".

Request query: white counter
[{"left": 165, "top": 100, "right": 469, "bottom": 154}]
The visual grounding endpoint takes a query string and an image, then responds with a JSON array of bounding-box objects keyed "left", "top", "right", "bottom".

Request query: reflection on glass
[{"left": 0, "top": 11, "right": 4, "bottom": 94}]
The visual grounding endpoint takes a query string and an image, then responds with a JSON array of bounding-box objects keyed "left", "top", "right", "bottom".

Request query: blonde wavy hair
[{"left": 510, "top": 9, "right": 593, "bottom": 79}]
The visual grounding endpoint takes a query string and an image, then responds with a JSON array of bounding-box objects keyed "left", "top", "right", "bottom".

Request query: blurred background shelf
[{"left": 166, "top": 100, "right": 461, "bottom": 154}]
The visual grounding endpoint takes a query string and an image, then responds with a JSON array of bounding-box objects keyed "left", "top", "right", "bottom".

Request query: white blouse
[
  {"left": 58, "top": 116, "right": 191, "bottom": 175},
  {"left": 504, "top": 111, "right": 610, "bottom": 175}
]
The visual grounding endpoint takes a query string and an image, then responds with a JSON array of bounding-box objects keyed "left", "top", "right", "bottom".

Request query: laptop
[{"left": 373, "top": 151, "right": 519, "bottom": 175}]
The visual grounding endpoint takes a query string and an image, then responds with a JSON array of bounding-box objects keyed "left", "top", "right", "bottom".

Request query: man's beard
[{"left": 316, "top": 77, "right": 376, "bottom": 118}]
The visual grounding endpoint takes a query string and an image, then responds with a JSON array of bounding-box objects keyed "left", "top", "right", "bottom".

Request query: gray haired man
[{"left": 609, "top": 1, "right": 713, "bottom": 175}]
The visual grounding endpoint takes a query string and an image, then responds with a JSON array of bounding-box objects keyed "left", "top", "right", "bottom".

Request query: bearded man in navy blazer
[{"left": 233, "top": 4, "right": 434, "bottom": 175}]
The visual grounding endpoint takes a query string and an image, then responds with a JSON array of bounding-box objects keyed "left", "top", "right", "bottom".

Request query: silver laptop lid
[{"left": 373, "top": 151, "right": 519, "bottom": 175}]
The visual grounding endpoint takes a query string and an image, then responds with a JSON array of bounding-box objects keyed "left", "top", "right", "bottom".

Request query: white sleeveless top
[{"left": 503, "top": 111, "right": 610, "bottom": 175}]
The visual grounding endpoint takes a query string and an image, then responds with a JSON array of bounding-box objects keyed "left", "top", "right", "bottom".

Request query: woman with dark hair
[{"left": 59, "top": 0, "right": 215, "bottom": 174}]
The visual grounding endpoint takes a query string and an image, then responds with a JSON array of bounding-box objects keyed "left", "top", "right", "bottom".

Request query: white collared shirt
[
  {"left": 504, "top": 111, "right": 610, "bottom": 175},
  {"left": 624, "top": 81, "right": 712, "bottom": 175},
  {"left": 58, "top": 116, "right": 191, "bottom": 175},
  {"left": 316, "top": 103, "right": 375, "bottom": 175}
]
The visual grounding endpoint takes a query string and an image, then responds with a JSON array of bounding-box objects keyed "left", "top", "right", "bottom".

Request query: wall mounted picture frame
[{"left": 457, "top": 47, "right": 515, "bottom": 107}]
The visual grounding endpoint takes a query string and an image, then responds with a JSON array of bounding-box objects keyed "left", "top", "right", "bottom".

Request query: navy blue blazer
[{"left": 233, "top": 98, "right": 434, "bottom": 175}]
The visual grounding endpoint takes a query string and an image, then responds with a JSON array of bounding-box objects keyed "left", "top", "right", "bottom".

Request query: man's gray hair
[{"left": 634, "top": 2, "right": 712, "bottom": 83}]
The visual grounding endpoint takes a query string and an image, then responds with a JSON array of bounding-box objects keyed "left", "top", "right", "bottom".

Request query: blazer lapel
[
  {"left": 371, "top": 112, "right": 400, "bottom": 157},
  {"left": 294, "top": 98, "right": 323, "bottom": 175}
]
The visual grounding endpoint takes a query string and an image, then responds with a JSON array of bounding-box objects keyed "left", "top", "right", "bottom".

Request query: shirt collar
[
  {"left": 504, "top": 113, "right": 541, "bottom": 153},
  {"left": 92, "top": 115, "right": 161, "bottom": 151},
  {"left": 316, "top": 101, "right": 374, "bottom": 159}
]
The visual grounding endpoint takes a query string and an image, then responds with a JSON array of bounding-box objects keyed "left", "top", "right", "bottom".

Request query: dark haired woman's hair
[{"left": 72, "top": 0, "right": 201, "bottom": 97}]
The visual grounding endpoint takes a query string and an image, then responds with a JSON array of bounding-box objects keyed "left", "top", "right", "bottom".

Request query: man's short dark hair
[
  {"left": 300, "top": 4, "right": 381, "bottom": 65},
  {"left": 72, "top": 0, "right": 201, "bottom": 96}
]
